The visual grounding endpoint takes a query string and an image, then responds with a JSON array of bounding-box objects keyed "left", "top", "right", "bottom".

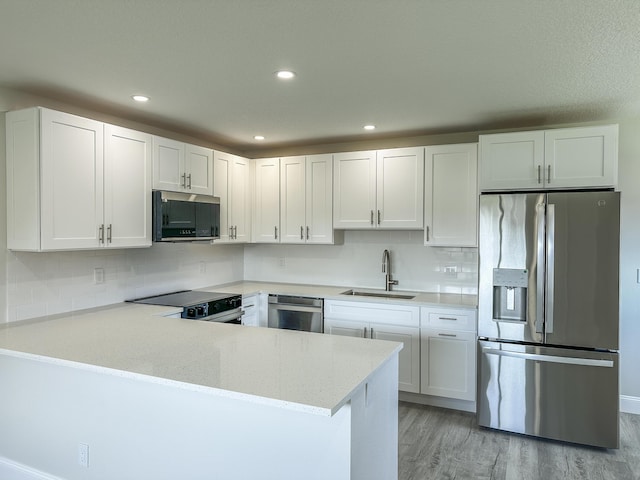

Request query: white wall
[{"left": 244, "top": 230, "right": 478, "bottom": 294}]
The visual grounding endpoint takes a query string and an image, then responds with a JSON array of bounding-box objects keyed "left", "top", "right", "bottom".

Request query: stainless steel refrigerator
[{"left": 477, "top": 191, "right": 620, "bottom": 449}]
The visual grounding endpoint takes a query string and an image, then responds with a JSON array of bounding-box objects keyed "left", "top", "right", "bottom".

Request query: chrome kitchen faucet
[{"left": 382, "top": 249, "right": 399, "bottom": 291}]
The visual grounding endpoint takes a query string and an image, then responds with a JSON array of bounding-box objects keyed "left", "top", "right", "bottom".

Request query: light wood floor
[{"left": 399, "top": 402, "right": 640, "bottom": 480}]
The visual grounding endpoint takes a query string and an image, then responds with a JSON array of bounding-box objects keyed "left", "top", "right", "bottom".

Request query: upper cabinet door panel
[
  {"left": 104, "top": 124, "right": 152, "bottom": 248},
  {"left": 306, "top": 154, "right": 333, "bottom": 244},
  {"left": 253, "top": 158, "right": 280, "bottom": 242},
  {"left": 280, "top": 156, "right": 307, "bottom": 243},
  {"left": 544, "top": 125, "right": 618, "bottom": 189},
  {"left": 40, "top": 109, "right": 104, "bottom": 250},
  {"left": 185, "top": 144, "right": 213, "bottom": 195},
  {"left": 152, "top": 136, "right": 184, "bottom": 192},
  {"left": 425, "top": 143, "right": 478, "bottom": 247},
  {"left": 333, "top": 151, "right": 376, "bottom": 228},
  {"left": 479, "top": 131, "right": 544, "bottom": 191},
  {"left": 213, "top": 151, "right": 232, "bottom": 241},
  {"left": 376, "top": 147, "right": 424, "bottom": 229},
  {"left": 231, "top": 157, "right": 250, "bottom": 242}
]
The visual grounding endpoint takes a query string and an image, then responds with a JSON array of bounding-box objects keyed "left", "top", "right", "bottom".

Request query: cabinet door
[
  {"left": 213, "top": 151, "right": 232, "bottom": 242},
  {"left": 324, "top": 318, "right": 367, "bottom": 338},
  {"left": 306, "top": 154, "right": 334, "bottom": 243},
  {"left": 479, "top": 131, "right": 544, "bottom": 191},
  {"left": 185, "top": 144, "right": 214, "bottom": 195},
  {"left": 421, "top": 329, "right": 476, "bottom": 401},
  {"left": 280, "top": 156, "right": 307, "bottom": 243},
  {"left": 152, "top": 136, "right": 185, "bottom": 192},
  {"left": 425, "top": 144, "right": 478, "bottom": 246},
  {"left": 253, "top": 158, "right": 280, "bottom": 242},
  {"left": 40, "top": 109, "right": 104, "bottom": 250},
  {"left": 231, "top": 157, "right": 251, "bottom": 242},
  {"left": 241, "top": 295, "right": 259, "bottom": 327},
  {"left": 104, "top": 124, "right": 152, "bottom": 248},
  {"left": 376, "top": 147, "right": 424, "bottom": 229},
  {"left": 333, "top": 151, "right": 376, "bottom": 228},
  {"left": 371, "top": 324, "right": 420, "bottom": 393},
  {"left": 544, "top": 125, "right": 618, "bottom": 189}
]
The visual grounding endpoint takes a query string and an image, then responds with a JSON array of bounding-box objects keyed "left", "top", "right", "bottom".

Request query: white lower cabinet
[
  {"left": 420, "top": 307, "right": 477, "bottom": 402},
  {"left": 324, "top": 300, "right": 420, "bottom": 393},
  {"left": 241, "top": 294, "right": 259, "bottom": 327}
]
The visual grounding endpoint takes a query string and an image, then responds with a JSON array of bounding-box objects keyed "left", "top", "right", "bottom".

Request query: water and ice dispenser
[{"left": 492, "top": 268, "right": 528, "bottom": 322}]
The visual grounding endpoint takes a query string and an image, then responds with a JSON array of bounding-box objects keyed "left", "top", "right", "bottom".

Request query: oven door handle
[{"left": 199, "top": 308, "right": 244, "bottom": 323}]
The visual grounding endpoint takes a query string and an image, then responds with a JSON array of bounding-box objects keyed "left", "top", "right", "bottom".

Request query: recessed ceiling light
[
  {"left": 254, "top": 135, "right": 265, "bottom": 141},
  {"left": 275, "top": 70, "right": 296, "bottom": 80},
  {"left": 364, "top": 125, "right": 376, "bottom": 131},
  {"left": 132, "top": 95, "right": 149, "bottom": 102}
]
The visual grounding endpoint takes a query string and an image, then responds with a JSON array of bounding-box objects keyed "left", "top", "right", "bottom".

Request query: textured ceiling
[{"left": 1, "top": 0, "right": 639, "bottom": 153}]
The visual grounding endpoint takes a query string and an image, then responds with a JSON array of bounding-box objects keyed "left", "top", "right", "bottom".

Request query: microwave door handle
[
  {"left": 535, "top": 201, "right": 545, "bottom": 334},
  {"left": 546, "top": 204, "right": 555, "bottom": 334}
]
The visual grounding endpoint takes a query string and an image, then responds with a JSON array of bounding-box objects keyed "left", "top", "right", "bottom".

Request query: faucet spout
[{"left": 382, "top": 249, "right": 398, "bottom": 291}]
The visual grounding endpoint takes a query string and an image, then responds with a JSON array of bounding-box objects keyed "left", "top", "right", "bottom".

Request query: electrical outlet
[
  {"left": 444, "top": 265, "right": 458, "bottom": 275},
  {"left": 78, "top": 443, "right": 89, "bottom": 467},
  {"left": 93, "top": 268, "right": 105, "bottom": 284}
]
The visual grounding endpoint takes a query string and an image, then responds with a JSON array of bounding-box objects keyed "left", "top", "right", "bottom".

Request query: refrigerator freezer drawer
[{"left": 477, "top": 340, "right": 619, "bottom": 448}]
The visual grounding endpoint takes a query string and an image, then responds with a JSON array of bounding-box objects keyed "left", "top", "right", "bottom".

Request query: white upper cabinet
[
  {"left": 6, "top": 107, "right": 151, "bottom": 251},
  {"left": 213, "top": 151, "right": 250, "bottom": 243},
  {"left": 253, "top": 158, "right": 281, "bottom": 243},
  {"left": 103, "top": 125, "right": 153, "bottom": 248},
  {"left": 152, "top": 136, "right": 213, "bottom": 195},
  {"left": 424, "top": 143, "right": 478, "bottom": 247},
  {"left": 281, "top": 154, "right": 334, "bottom": 244},
  {"left": 333, "top": 147, "right": 424, "bottom": 229},
  {"left": 479, "top": 125, "right": 618, "bottom": 191}
]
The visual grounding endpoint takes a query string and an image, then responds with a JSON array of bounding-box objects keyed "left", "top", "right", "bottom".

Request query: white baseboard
[
  {"left": 621, "top": 395, "right": 640, "bottom": 415},
  {"left": 399, "top": 391, "right": 476, "bottom": 413},
  {"left": 0, "top": 457, "right": 62, "bottom": 480}
]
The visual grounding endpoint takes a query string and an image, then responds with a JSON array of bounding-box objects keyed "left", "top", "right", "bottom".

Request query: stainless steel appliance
[
  {"left": 477, "top": 191, "right": 620, "bottom": 449},
  {"left": 152, "top": 190, "right": 220, "bottom": 242},
  {"left": 267, "top": 295, "right": 323, "bottom": 333},
  {"left": 129, "top": 290, "right": 243, "bottom": 323}
]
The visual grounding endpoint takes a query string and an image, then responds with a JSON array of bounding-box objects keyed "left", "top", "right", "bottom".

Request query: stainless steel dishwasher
[{"left": 267, "top": 295, "right": 323, "bottom": 333}]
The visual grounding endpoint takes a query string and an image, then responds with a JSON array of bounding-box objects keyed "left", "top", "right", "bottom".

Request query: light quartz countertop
[
  {"left": 201, "top": 281, "right": 478, "bottom": 309},
  {"left": 0, "top": 303, "right": 401, "bottom": 416}
]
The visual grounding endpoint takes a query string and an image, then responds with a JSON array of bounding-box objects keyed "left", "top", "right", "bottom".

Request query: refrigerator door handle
[
  {"left": 481, "top": 347, "right": 614, "bottom": 368},
  {"left": 535, "top": 202, "right": 546, "bottom": 334},
  {"left": 546, "top": 204, "right": 556, "bottom": 334}
]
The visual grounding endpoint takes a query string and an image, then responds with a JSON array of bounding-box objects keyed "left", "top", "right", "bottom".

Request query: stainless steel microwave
[{"left": 152, "top": 190, "right": 221, "bottom": 242}]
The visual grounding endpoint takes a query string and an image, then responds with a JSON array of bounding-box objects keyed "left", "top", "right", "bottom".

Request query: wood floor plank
[{"left": 399, "top": 402, "right": 640, "bottom": 480}]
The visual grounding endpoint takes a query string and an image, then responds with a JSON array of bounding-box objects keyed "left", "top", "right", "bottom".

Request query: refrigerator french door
[{"left": 477, "top": 191, "right": 620, "bottom": 448}]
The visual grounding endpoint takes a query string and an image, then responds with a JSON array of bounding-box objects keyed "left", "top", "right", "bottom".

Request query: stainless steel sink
[{"left": 340, "top": 289, "right": 416, "bottom": 300}]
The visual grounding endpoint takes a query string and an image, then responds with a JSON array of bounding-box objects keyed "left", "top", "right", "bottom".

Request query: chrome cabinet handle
[
  {"left": 234, "top": 226, "right": 237, "bottom": 239},
  {"left": 363, "top": 327, "right": 368, "bottom": 338},
  {"left": 438, "top": 317, "right": 457, "bottom": 321},
  {"left": 537, "top": 165, "right": 542, "bottom": 184},
  {"left": 98, "top": 224, "right": 104, "bottom": 244},
  {"left": 438, "top": 333, "right": 457, "bottom": 338},
  {"left": 370, "top": 210, "right": 374, "bottom": 225},
  {"left": 300, "top": 226, "right": 304, "bottom": 240},
  {"left": 187, "top": 173, "right": 192, "bottom": 189},
  {"left": 306, "top": 226, "right": 309, "bottom": 240},
  {"left": 107, "top": 224, "right": 112, "bottom": 243},
  {"left": 370, "top": 327, "right": 374, "bottom": 338},
  {"left": 426, "top": 226, "right": 430, "bottom": 241},
  {"left": 377, "top": 209, "right": 381, "bottom": 225},
  {"left": 181, "top": 173, "right": 186, "bottom": 188},
  {"left": 274, "top": 226, "right": 278, "bottom": 240},
  {"left": 547, "top": 165, "right": 551, "bottom": 183}
]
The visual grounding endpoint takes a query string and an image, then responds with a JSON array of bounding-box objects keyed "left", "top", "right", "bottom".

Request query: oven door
[
  {"left": 267, "top": 295, "right": 323, "bottom": 332},
  {"left": 200, "top": 307, "right": 244, "bottom": 324}
]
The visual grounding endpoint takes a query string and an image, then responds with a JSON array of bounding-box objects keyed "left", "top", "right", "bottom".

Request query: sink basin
[{"left": 340, "top": 289, "right": 416, "bottom": 300}]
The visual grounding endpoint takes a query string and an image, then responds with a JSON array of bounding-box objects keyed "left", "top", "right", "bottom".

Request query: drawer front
[
  {"left": 325, "top": 300, "right": 419, "bottom": 328},
  {"left": 421, "top": 307, "right": 477, "bottom": 332}
]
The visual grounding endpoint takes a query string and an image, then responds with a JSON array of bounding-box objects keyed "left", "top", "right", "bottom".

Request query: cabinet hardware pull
[
  {"left": 181, "top": 173, "right": 186, "bottom": 188},
  {"left": 537, "top": 165, "right": 542, "bottom": 184},
  {"left": 370, "top": 210, "right": 374, "bottom": 225},
  {"left": 234, "top": 226, "right": 238, "bottom": 239},
  {"left": 370, "top": 327, "right": 374, "bottom": 338},
  {"left": 377, "top": 210, "right": 381, "bottom": 225},
  {"left": 229, "top": 226, "right": 233, "bottom": 239},
  {"left": 274, "top": 226, "right": 278, "bottom": 240},
  {"left": 306, "top": 226, "right": 310, "bottom": 240},
  {"left": 98, "top": 224, "right": 104, "bottom": 244},
  {"left": 187, "top": 174, "right": 192, "bottom": 189},
  {"left": 438, "top": 333, "right": 457, "bottom": 338},
  {"left": 426, "top": 226, "right": 430, "bottom": 241},
  {"left": 547, "top": 165, "right": 551, "bottom": 183},
  {"left": 364, "top": 327, "right": 368, "bottom": 338},
  {"left": 107, "top": 224, "right": 112, "bottom": 243},
  {"left": 439, "top": 317, "right": 457, "bottom": 321},
  {"left": 301, "top": 226, "right": 304, "bottom": 240}
]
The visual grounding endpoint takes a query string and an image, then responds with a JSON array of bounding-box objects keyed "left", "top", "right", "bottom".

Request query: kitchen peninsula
[{"left": 0, "top": 303, "right": 401, "bottom": 480}]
